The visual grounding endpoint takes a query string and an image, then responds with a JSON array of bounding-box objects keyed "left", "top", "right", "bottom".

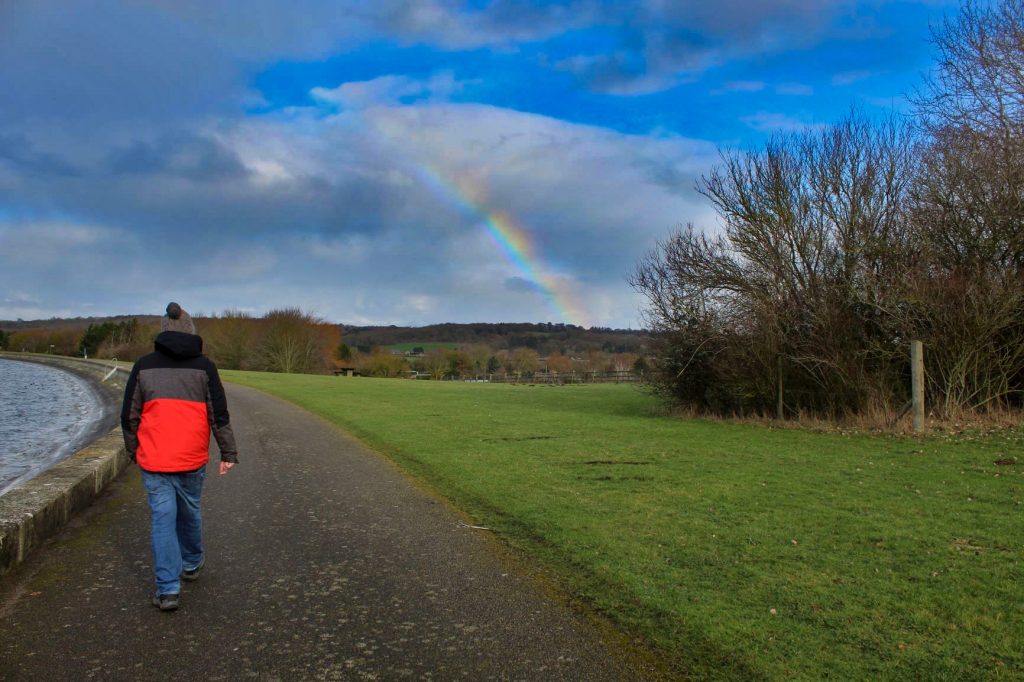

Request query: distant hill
[
  {"left": 341, "top": 322, "right": 651, "bottom": 355},
  {"left": 1, "top": 317, "right": 652, "bottom": 356},
  {"left": 0, "top": 315, "right": 161, "bottom": 331}
]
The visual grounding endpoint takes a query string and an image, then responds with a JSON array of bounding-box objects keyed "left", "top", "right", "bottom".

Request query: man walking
[{"left": 121, "top": 302, "right": 239, "bottom": 611}]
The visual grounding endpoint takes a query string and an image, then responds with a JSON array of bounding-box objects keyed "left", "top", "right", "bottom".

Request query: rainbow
[
  {"left": 348, "top": 109, "right": 590, "bottom": 327},
  {"left": 402, "top": 161, "right": 590, "bottom": 327}
]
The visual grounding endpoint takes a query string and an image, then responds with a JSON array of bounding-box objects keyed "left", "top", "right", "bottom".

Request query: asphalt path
[{"left": 0, "top": 383, "right": 659, "bottom": 681}]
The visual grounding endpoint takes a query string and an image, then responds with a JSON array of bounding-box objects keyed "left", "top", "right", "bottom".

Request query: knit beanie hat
[{"left": 161, "top": 302, "right": 196, "bottom": 334}]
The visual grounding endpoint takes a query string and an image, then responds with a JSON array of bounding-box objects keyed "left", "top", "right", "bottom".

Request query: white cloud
[
  {"left": 832, "top": 69, "right": 877, "bottom": 86},
  {"left": 721, "top": 80, "right": 767, "bottom": 93},
  {"left": 740, "top": 111, "right": 823, "bottom": 132},
  {"left": 213, "top": 246, "right": 279, "bottom": 281},
  {"left": 297, "top": 234, "right": 372, "bottom": 264},
  {"left": 0, "top": 0, "right": 944, "bottom": 328},
  {"left": 0, "top": 0, "right": 898, "bottom": 130},
  {"left": 0, "top": 219, "right": 154, "bottom": 319},
  {"left": 0, "top": 221, "right": 130, "bottom": 265},
  {"left": 776, "top": 82, "right": 814, "bottom": 96},
  {"left": 396, "top": 294, "right": 439, "bottom": 317},
  {"left": 864, "top": 94, "right": 908, "bottom": 110},
  {"left": 0, "top": 101, "right": 714, "bottom": 327},
  {"left": 553, "top": 52, "right": 694, "bottom": 96},
  {"left": 2, "top": 291, "right": 41, "bottom": 306},
  {"left": 311, "top": 72, "right": 469, "bottom": 109},
  {"left": 551, "top": 0, "right": 856, "bottom": 95}
]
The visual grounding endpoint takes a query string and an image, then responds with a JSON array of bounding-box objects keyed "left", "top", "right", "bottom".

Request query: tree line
[
  {"left": 0, "top": 309, "right": 341, "bottom": 375},
  {"left": 630, "top": 0, "right": 1024, "bottom": 420},
  {"left": 348, "top": 345, "right": 644, "bottom": 380},
  {"left": 1, "top": 310, "right": 646, "bottom": 381},
  {"left": 2, "top": 326, "right": 91, "bottom": 356},
  {"left": 342, "top": 322, "right": 648, "bottom": 356}
]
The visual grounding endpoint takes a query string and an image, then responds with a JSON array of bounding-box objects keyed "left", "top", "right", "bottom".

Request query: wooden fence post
[
  {"left": 911, "top": 340, "right": 925, "bottom": 433},
  {"left": 776, "top": 355, "right": 784, "bottom": 420}
]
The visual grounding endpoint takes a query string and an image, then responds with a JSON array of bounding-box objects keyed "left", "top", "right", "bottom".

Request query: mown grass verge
[{"left": 223, "top": 371, "right": 1024, "bottom": 680}]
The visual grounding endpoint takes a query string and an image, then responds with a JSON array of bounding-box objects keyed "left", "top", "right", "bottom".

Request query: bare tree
[
  {"left": 906, "top": 0, "right": 1024, "bottom": 412},
  {"left": 511, "top": 348, "right": 540, "bottom": 377},
  {"left": 633, "top": 111, "right": 916, "bottom": 415},
  {"left": 916, "top": 0, "right": 1024, "bottom": 140},
  {"left": 258, "top": 308, "right": 329, "bottom": 374},
  {"left": 356, "top": 347, "right": 409, "bottom": 377},
  {"left": 204, "top": 310, "right": 255, "bottom": 370},
  {"left": 463, "top": 344, "right": 492, "bottom": 378},
  {"left": 634, "top": 4, "right": 1024, "bottom": 418},
  {"left": 423, "top": 348, "right": 450, "bottom": 379},
  {"left": 546, "top": 352, "right": 573, "bottom": 375},
  {"left": 912, "top": 0, "right": 1024, "bottom": 269}
]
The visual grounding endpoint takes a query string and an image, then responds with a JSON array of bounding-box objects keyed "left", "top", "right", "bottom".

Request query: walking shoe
[
  {"left": 181, "top": 556, "right": 205, "bottom": 581},
  {"left": 152, "top": 593, "right": 179, "bottom": 611}
]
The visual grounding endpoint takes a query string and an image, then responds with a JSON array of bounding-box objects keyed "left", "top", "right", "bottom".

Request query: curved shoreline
[
  {"left": 0, "top": 357, "right": 120, "bottom": 495},
  {"left": 0, "top": 354, "right": 130, "bottom": 576}
]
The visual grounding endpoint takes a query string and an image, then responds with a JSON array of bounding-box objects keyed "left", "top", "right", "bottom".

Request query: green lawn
[{"left": 224, "top": 371, "right": 1024, "bottom": 680}]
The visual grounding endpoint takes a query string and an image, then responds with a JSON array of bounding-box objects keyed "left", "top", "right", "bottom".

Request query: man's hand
[{"left": 219, "top": 461, "right": 236, "bottom": 476}]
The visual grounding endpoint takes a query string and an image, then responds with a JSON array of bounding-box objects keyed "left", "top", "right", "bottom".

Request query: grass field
[{"left": 223, "top": 371, "right": 1024, "bottom": 680}]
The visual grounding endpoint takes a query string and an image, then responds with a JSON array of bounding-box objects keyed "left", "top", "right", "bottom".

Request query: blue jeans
[{"left": 141, "top": 468, "right": 206, "bottom": 595}]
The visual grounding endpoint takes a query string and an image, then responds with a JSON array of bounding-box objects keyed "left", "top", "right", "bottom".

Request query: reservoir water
[{"left": 0, "top": 359, "right": 109, "bottom": 496}]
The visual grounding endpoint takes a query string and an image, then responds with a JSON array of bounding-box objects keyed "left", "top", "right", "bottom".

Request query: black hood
[{"left": 154, "top": 331, "right": 203, "bottom": 360}]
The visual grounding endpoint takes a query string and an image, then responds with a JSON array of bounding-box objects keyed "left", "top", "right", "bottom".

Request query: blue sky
[{"left": 0, "top": 0, "right": 957, "bottom": 328}]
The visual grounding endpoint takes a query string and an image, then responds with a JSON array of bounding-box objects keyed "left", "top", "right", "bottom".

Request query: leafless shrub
[
  {"left": 634, "top": 2, "right": 1024, "bottom": 423},
  {"left": 202, "top": 308, "right": 339, "bottom": 374},
  {"left": 631, "top": 112, "right": 917, "bottom": 416},
  {"left": 203, "top": 310, "right": 256, "bottom": 370},
  {"left": 257, "top": 308, "right": 337, "bottom": 374},
  {"left": 905, "top": 0, "right": 1024, "bottom": 414}
]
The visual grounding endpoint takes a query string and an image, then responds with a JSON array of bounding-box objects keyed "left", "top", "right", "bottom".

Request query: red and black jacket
[{"left": 121, "top": 331, "right": 238, "bottom": 472}]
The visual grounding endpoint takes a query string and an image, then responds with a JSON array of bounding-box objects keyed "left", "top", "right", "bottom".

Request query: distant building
[{"left": 331, "top": 360, "right": 357, "bottom": 377}]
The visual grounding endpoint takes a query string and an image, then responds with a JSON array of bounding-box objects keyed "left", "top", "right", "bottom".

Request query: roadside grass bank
[{"left": 224, "top": 371, "right": 1023, "bottom": 680}]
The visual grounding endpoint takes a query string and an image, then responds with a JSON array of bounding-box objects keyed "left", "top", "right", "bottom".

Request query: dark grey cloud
[
  {"left": 0, "top": 0, "right": 860, "bottom": 136},
  {"left": 107, "top": 133, "right": 249, "bottom": 181},
  {"left": 0, "top": 99, "right": 707, "bottom": 325},
  {"left": 557, "top": 50, "right": 659, "bottom": 96},
  {"left": 0, "top": 133, "right": 79, "bottom": 177},
  {"left": 0, "top": 1, "right": 582, "bottom": 131},
  {"left": 0, "top": 1, "right": 247, "bottom": 127},
  {"left": 0, "top": 1, "right": 769, "bottom": 325},
  {"left": 0, "top": 119, "right": 423, "bottom": 243},
  {"left": 630, "top": 151, "right": 714, "bottom": 200},
  {"left": 504, "top": 276, "right": 536, "bottom": 293},
  {"left": 550, "top": 0, "right": 853, "bottom": 94}
]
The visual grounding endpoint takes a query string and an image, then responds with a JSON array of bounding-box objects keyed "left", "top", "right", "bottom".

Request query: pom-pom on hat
[{"left": 161, "top": 301, "right": 196, "bottom": 334}]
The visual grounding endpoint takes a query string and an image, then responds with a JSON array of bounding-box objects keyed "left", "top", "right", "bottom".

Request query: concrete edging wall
[{"left": 0, "top": 355, "right": 129, "bottom": 576}]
